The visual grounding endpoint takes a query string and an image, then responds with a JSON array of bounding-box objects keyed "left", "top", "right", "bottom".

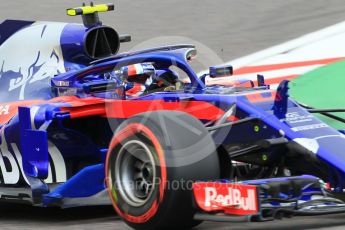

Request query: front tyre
[{"left": 106, "top": 111, "right": 220, "bottom": 229}]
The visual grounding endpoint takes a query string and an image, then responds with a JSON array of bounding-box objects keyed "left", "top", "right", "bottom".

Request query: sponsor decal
[
  {"left": 0, "top": 128, "right": 66, "bottom": 184},
  {"left": 291, "top": 123, "right": 328, "bottom": 132},
  {"left": 193, "top": 182, "right": 259, "bottom": 215},
  {"left": 283, "top": 111, "right": 313, "bottom": 124},
  {"left": 0, "top": 22, "right": 66, "bottom": 100},
  {"left": 55, "top": 81, "right": 70, "bottom": 87},
  {"left": 0, "top": 105, "right": 10, "bottom": 115}
]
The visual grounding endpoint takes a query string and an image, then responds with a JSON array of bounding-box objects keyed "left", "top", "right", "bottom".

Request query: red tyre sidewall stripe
[{"left": 105, "top": 123, "right": 167, "bottom": 224}]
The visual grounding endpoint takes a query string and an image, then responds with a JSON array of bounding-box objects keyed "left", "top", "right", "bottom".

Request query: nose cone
[
  {"left": 282, "top": 107, "right": 345, "bottom": 174},
  {"left": 314, "top": 135, "right": 345, "bottom": 173}
]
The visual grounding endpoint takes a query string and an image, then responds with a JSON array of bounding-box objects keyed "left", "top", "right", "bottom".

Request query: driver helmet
[
  {"left": 122, "top": 63, "right": 155, "bottom": 85},
  {"left": 145, "top": 68, "right": 179, "bottom": 92}
]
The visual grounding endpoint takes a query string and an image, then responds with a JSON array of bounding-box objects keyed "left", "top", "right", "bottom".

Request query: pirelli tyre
[{"left": 106, "top": 111, "right": 220, "bottom": 229}]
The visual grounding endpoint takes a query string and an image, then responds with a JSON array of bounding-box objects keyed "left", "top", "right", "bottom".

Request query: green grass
[{"left": 290, "top": 59, "right": 345, "bottom": 129}]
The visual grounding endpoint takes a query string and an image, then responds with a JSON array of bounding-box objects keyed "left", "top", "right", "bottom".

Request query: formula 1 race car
[{"left": 2, "top": 3, "right": 345, "bottom": 230}]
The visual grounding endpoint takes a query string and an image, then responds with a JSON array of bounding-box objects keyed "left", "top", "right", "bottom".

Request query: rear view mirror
[
  {"left": 209, "top": 65, "right": 233, "bottom": 78},
  {"left": 120, "top": 34, "right": 132, "bottom": 43}
]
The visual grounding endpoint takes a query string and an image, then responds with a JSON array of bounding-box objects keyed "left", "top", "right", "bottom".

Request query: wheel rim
[{"left": 115, "top": 139, "right": 156, "bottom": 207}]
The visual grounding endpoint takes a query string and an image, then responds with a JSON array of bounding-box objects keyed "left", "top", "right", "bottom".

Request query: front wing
[{"left": 193, "top": 175, "right": 345, "bottom": 222}]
